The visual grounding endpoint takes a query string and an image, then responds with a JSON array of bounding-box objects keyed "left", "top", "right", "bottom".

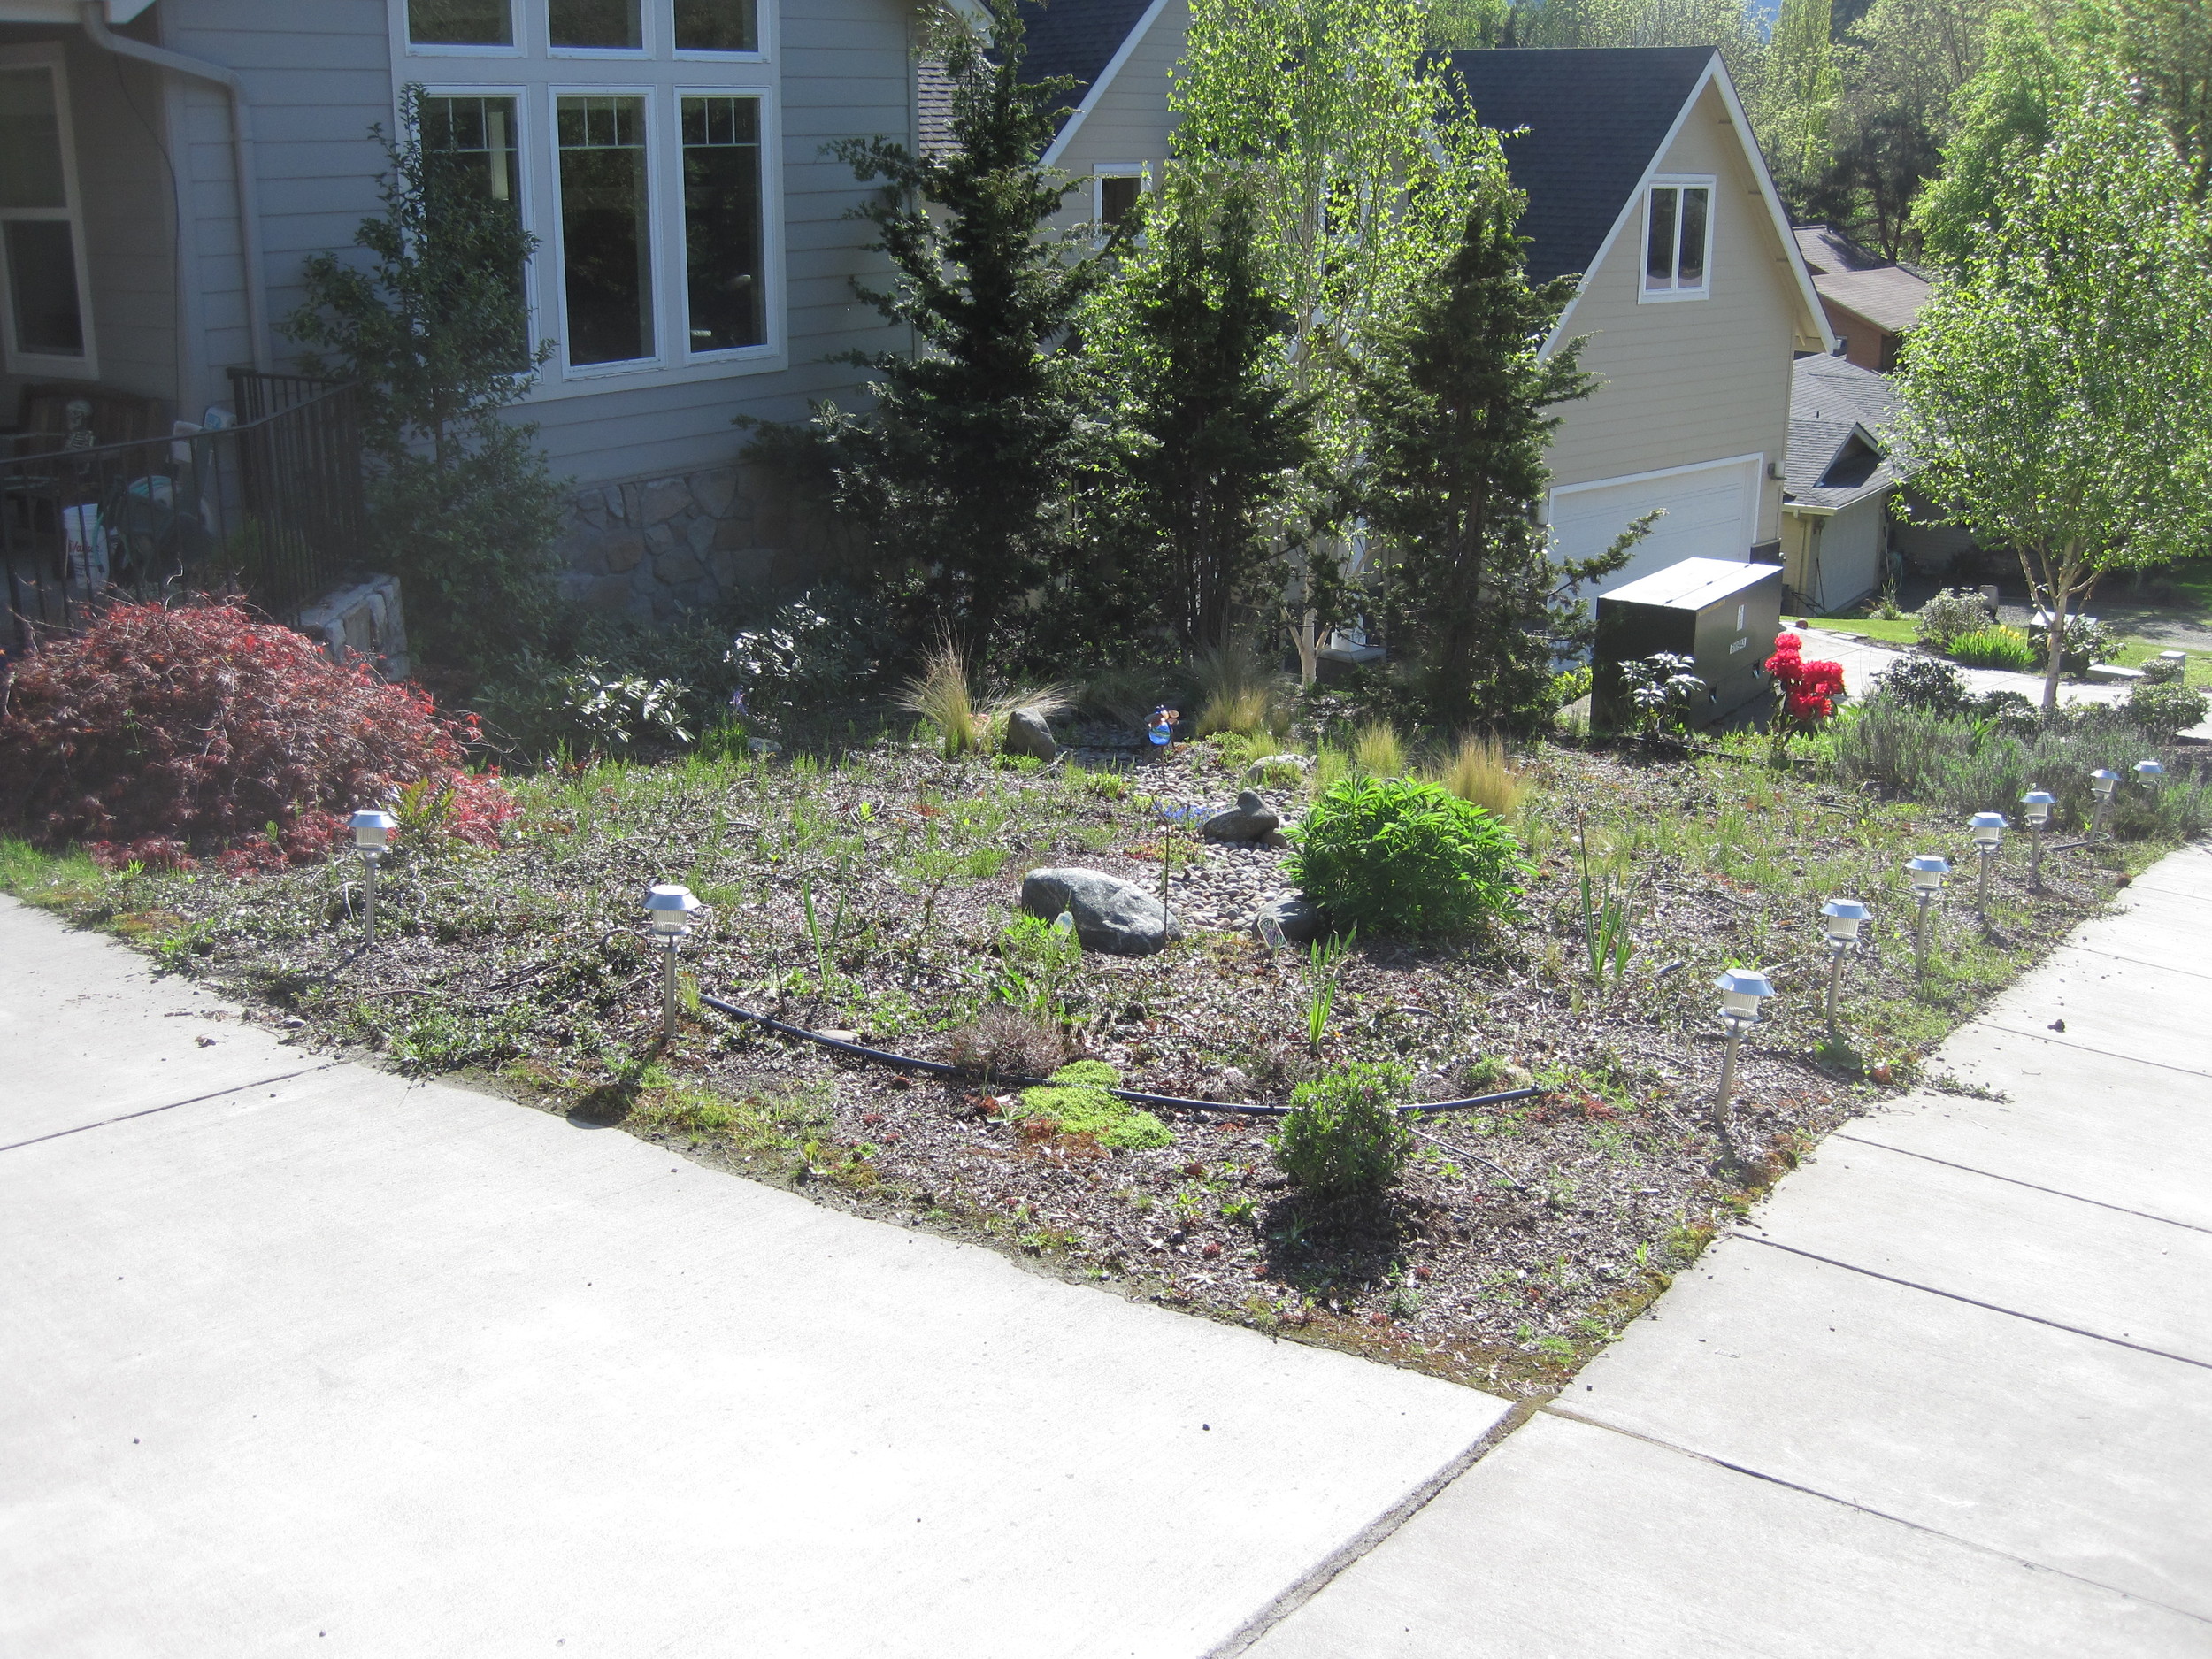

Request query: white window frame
[
  {"left": 389, "top": 0, "right": 785, "bottom": 400},
  {"left": 1092, "top": 162, "right": 1148, "bottom": 228},
  {"left": 0, "top": 42, "right": 99, "bottom": 382},
  {"left": 1639, "top": 173, "right": 1714, "bottom": 304}
]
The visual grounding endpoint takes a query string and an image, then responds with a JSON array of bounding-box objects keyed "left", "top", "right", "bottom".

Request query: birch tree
[{"left": 1891, "top": 81, "right": 2212, "bottom": 710}]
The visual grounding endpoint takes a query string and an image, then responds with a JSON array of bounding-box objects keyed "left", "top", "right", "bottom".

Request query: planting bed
[{"left": 5, "top": 734, "right": 2157, "bottom": 1399}]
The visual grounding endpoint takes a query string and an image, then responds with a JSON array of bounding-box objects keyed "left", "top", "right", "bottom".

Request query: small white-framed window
[
  {"left": 1094, "top": 165, "right": 1147, "bottom": 231},
  {"left": 1640, "top": 176, "right": 1713, "bottom": 302},
  {"left": 0, "top": 45, "right": 97, "bottom": 380},
  {"left": 406, "top": 0, "right": 518, "bottom": 52},
  {"left": 673, "top": 0, "right": 762, "bottom": 56}
]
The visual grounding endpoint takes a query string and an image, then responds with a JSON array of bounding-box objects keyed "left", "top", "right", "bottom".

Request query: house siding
[
  {"left": 1045, "top": 0, "right": 1185, "bottom": 221},
  {"left": 1541, "top": 79, "right": 1815, "bottom": 552}
]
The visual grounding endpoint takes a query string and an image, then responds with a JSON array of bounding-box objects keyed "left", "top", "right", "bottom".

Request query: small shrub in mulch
[
  {"left": 1275, "top": 1060, "right": 1415, "bottom": 1197},
  {"left": 1290, "top": 775, "right": 1532, "bottom": 939},
  {"left": 0, "top": 600, "right": 510, "bottom": 871}
]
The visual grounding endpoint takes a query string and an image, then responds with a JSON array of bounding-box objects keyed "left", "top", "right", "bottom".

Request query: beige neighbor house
[{"left": 1000, "top": 19, "right": 1836, "bottom": 605}]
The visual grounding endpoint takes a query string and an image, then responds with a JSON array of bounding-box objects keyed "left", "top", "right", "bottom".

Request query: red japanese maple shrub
[
  {"left": 0, "top": 601, "right": 507, "bottom": 867},
  {"left": 1764, "top": 632, "right": 1847, "bottom": 749}
]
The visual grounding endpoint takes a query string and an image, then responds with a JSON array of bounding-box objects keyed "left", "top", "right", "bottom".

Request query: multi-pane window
[
  {"left": 1642, "top": 180, "right": 1711, "bottom": 299},
  {"left": 398, "top": 0, "right": 776, "bottom": 383},
  {"left": 0, "top": 51, "right": 92, "bottom": 374},
  {"left": 682, "top": 96, "right": 764, "bottom": 351},
  {"left": 557, "top": 96, "right": 654, "bottom": 365}
]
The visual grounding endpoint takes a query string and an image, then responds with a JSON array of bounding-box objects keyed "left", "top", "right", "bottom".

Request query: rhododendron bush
[
  {"left": 0, "top": 602, "right": 513, "bottom": 870},
  {"left": 1764, "top": 631, "right": 1846, "bottom": 749}
]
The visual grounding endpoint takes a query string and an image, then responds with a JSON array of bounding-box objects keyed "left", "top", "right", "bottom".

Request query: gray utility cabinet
[{"left": 1593, "top": 557, "right": 1784, "bottom": 730}]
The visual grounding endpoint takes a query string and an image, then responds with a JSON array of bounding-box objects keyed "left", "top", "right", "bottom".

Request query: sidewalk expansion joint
[
  {"left": 2064, "top": 943, "right": 2212, "bottom": 980},
  {"left": 1833, "top": 1132, "right": 2212, "bottom": 1236},
  {"left": 1537, "top": 1400, "right": 2212, "bottom": 1628},
  {"left": 0, "top": 1062, "right": 342, "bottom": 1155},
  {"left": 1734, "top": 1233, "right": 2212, "bottom": 1371},
  {"left": 1973, "top": 1020, "right": 2212, "bottom": 1080},
  {"left": 1202, "top": 1398, "right": 1537, "bottom": 1659}
]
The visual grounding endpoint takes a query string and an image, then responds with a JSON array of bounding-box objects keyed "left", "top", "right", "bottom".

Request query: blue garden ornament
[{"left": 1147, "top": 705, "right": 1178, "bottom": 747}]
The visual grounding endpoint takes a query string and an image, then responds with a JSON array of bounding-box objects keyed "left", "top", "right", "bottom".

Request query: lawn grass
[
  {"left": 1801, "top": 617, "right": 1918, "bottom": 646},
  {"left": 0, "top": 730, "right": 2183, "bottom": 1399},
  {"left": 2101, "top": 636, "right": 2212, "bottom": 689}
]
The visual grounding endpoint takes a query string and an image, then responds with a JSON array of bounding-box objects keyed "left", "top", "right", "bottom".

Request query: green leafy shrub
[
  {"left": 1017, "top": 1060, "right": 1171, "bottom": 1150},
  {"left": 1913, "top": 588, "right": 1992, "bottom": 650},
  {"left": 1878, "top": 655, "right": 1975, "bottom": 717},
  {"left": 475, "top": 657, "right": 694, "bottom": 758},
  {"left": 1550, "top": 664, "right": 1593, "bottom": 710},
  {"left": 2125, "top": 680, "right": 2210, "bottom": 740},
  {"left": 2039, "top": 614, "right": 2116, "bottom": 674},
  {"left": 1274, "top": 1060, "right": 1413, "bottom": 1197},
  {"left": 1948, "top": 625, "right": 2036, "bottom": 670},
  {"left": 1290, "top": 776, "right": 1532, "bottom": 938}
]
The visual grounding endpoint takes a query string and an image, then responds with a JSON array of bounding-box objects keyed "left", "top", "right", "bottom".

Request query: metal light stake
[
  {"left": 1818, "top": 899, "right": 1870, "bottom": 1045},
  {"left": 2090, "top": 769, "right": 2120, "bottom": 840},
  {"left": 1712, "top": 969, "right": 1774, "bottom": 1156},
  {"left": 2021, "top": 790, "right": 2055, "bottom": 891},
  {"left": 349, "top": 810, "right": 396, "bottom": 946},
  {"left": 1906, "top": 856, "right": 1949, "bottom": 987},
  {"left": 2136, "top": 759, "right": 2166, "bottom": 825},
  {"left": 644, "top": 882, "right": 703, "bottom": 1043},
  {"left": 1970, "top": 812, "right": 2007, "bottom": 925}
]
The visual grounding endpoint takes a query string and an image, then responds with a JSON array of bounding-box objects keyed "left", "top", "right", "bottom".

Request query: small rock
[
  {"left": 1002, "top": 708, "right": 1058, "bottom": 761},
  {"left": 1203, "top": 790, "right": 1280, "bottom": 842},
  {"left": 1022, "top": 867, "right": 1184, "bottom": 956},
  {"left": 1251, "top": 892, "right": 1325, "bottom": 946}
]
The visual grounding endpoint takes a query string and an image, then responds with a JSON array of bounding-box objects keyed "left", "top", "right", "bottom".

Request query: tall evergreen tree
[
  {"left": 1353, "top": 180, "right": 1638, "bottom": 733},
  {"left": 1108, "top": 172, "right": 1316, "bottom": 650},
  {"left": 743, "top": 0, "right": 1105, "bottom": 664}
]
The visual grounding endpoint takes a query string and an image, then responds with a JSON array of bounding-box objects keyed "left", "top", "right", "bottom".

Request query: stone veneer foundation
[{"left": 551, "top": 461, "right": 846, "bottom": 623}]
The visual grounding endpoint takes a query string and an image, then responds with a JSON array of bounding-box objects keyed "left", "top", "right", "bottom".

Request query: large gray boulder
[
  {"left": 1021, "top": 867, "right": 1182, "bottom": 956},
  {"left": 1251, "top": 892, "right": 1325, "bottom": 946},
  {"left": 1002, "top": 707, "right": 1058, "bottom": 761},
  {"left": 1203, "top": 788, "right": 1280, "bottom": 842}
]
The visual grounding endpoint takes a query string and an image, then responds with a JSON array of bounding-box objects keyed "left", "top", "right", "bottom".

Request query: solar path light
[
  {"left": 1818, "top": 899, "right": 1870, "bottom": 1045},
  {"left": 1906, "top": 855, "right": 1949, "bottom": 985},
  {"left": 643, "top": 882, "right": 703, "bottom": 1043},
  {"left": 1970, "top": 812, "right": 2007, "bottom": 923},
  {"left": 2090, "top": 769, "right": 2120, "bottom": 839},
  {"left": 2136, "top": 759, "right": 2167, "bottom": 818},
  {"left": 1712, "top": 968, "right": 1774, "bottom": 1127},
  {"left": 2021, "top": 790, "right": 2055, "bottom": 890},
  {"left": 349, "top": 810, "right": 397, "bottom": 946}
]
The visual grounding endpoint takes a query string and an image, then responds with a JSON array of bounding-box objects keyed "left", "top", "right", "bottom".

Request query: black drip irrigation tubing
[{"left": 697, "top": 991, "right": 1543, "bottom": 1120}]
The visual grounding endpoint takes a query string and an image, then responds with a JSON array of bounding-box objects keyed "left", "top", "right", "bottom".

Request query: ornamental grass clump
[
  {"left": 0, "top": 601, "right": 504, "bottom": 870},
  {"left": 1274, "top": 1060, "right": 1413, "bottom": 1198},
  {"left": 1290, "top": 775, "right": 1532, "bottom": 939},
  {"left": 1949, "top": 625, "right": 2037, "bottom": 671}
]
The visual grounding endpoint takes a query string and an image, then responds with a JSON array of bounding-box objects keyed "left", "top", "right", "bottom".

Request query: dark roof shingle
[
  {"left": 1438, "top": 47, "right": 1718, "bottom": 284},
  {"left": 1786, "top": 355, "right": 1908, "bottom": 510},
  {"left": 1016, "top": 0, "right": 1157, "bottom": 106}
]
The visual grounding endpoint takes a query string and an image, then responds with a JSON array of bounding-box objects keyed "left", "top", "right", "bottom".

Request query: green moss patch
[{"left": 1018, "top": 1062, "right": 1173, "bottom": 1151}]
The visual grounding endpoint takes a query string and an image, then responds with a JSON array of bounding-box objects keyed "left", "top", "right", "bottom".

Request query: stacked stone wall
[{"left": 551, "top": 461, "right": 846, "bottom": 622}]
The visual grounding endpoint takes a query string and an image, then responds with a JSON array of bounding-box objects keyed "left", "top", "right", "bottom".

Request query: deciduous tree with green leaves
[
  {"left": 288, "top": 84, "right": 563, "bottom": 671},
  {"left": 1892, "top": 80, "right": 2212, "bottom": 710}
]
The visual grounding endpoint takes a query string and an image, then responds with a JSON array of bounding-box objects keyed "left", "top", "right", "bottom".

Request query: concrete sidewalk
[
  {"left": 1244, "top": 845, "right": 2212, "bottom": 1656},
  {"left": 0, "top": 899, "right": 1510, "bottom": 1658}
]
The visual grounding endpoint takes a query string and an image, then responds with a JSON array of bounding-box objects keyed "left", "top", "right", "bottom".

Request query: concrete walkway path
[
  {"left": 1242, "top": 843, "right": 2212, "bottom": 1656},
  {"left": 0, "top": 898, "right": 1510, "bottom": 1658}
]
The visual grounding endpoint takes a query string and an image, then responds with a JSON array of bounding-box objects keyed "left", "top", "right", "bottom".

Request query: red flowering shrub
[
  {"left": 0, "top": 601, "right": 510, "bottom": 867},
  {"left": 1765, "top": 632, "right": 1846, "bottom": 742}
]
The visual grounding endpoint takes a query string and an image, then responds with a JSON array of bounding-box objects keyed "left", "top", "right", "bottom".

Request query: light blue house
[{"left": 0, "top": 0, "right": 932, "bottom": 619}]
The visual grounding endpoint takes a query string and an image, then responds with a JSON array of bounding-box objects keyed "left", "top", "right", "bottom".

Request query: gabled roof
[
  {"left": 1018, "top": 0, "right": 1158, "bottom": 101},
  {"left": 1793, "top": 225, "right": 1886, "bottom": 276},
  {"left": 1786, "top": 354, "right": 1909, "bottom": 511},
  {"left": 1438, "top": 48, "right": 1719, "bottom": 285}
]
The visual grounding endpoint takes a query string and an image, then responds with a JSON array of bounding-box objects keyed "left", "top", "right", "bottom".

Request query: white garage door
[{"left": 1548, "top": 457, "right": 1762, "bottom": 599}]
